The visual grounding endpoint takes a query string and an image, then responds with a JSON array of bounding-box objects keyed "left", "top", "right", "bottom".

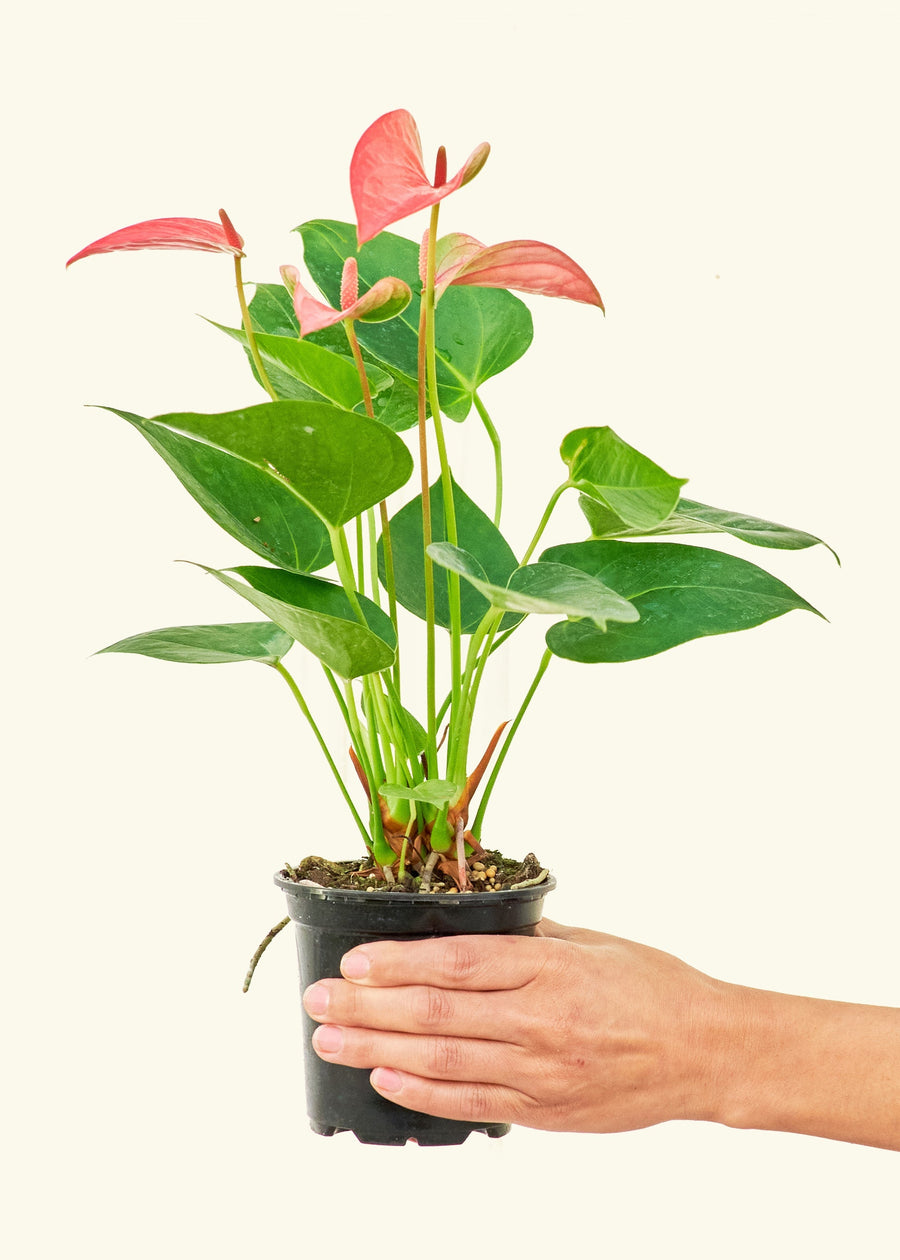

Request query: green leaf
[
  {"left": 579, "top": 494, "right": 839, "bottom": 561},
  {"left": 243, "top": 283, "right": 419, "bottom": 432},
  {"left": 210, "top": 322, "right": 392, "bottom": 412},
  {"left": 297, "top": 220, "right": 534, "bottom": 421},
  {"left": 194, "top": 564, "right": 396, "bottom": 679},
  {"left": 541, "top": 540, "right": 823, "bottom": 663},
  {"left": 381, "top": 478, "right": 522, "bottom": 632},
  {"left": 97, "top": 621, "right": 293, "bottom": 665},
  {"left": 378, "top": 779, "right": 462, "bottom": 806},
  {"left": 560, "top": 427, "right": 687, "bottom": 530},
  {"left": 428, "top": 544, "right": 639, "bottom": 630},
  {"left": 306, "top": 322, "right": 421, "bottom": 433},
  {"left": 247, "top": 281, "right": 300, "bottom": 337},
  {"left": 102, "top": 407, "right": 332, "bottom": 573},
  {"left": 122, "top": 400, "right": 413, "bottom": 532}
]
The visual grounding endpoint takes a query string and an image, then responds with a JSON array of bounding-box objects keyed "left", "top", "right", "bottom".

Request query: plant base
[{"left": 276, "top": 870, "right": 556, "bottom": 1146}]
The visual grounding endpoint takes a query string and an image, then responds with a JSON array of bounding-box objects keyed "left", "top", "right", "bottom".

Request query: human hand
[{"left": 301, "top": 918, "right": 735, "bottom": 1133}]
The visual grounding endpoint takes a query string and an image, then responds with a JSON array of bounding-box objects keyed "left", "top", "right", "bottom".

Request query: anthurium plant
[{"left": 68, "top": 109, "right": 833, "bottom": 910}]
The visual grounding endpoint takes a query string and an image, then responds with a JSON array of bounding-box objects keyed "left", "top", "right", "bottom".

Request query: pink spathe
[
  {"left": 351, "top": 109, "right": 490, "bottom": 244},
  {"left": 66, "top": 211, "right": 245, "bottom": 267},
  {"left": 424, "top": 232, "right": 604, "bottom": 309}
]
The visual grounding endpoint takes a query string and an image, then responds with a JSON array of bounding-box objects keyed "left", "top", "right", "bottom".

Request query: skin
[{"left": 302, "top": 918, "right": 900, "bottom": 1151}]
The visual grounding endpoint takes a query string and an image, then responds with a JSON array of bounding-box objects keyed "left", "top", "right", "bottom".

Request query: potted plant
[{"left": 67, "top": 108, "right": 833, "bottom": 1145}]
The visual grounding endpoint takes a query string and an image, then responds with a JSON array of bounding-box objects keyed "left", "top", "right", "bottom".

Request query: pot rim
[{"left": 274, "top": 872, "right": 556, "bottom": 905}]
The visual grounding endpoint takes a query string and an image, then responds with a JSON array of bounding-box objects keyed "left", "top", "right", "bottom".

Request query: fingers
[
  {"left": 338, "top": 932, "right": 553, "bottom": 992},
  {"left": 368, "top": 1068, "right": 530, "bottom": 1125},
  {"left": 303, "top": 976, "right": 524, "bottom": 1042},
  {"left": 310, "top": 1021, "right": 530, "bottom": 1089}
]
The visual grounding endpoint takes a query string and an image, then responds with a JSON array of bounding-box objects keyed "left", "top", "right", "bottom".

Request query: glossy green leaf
[
  {"left": 102, "top": 408, "right": 333, "bottom": 573},
  {"left": 296, "top": 220, "right": 534, "bottom": 420},
  {"left": 247, "top": 281, "right": 300, "bottom": 337},
  {"left": 579, "top": 494, "right": 838, "bottom": 560},
  {"left": 194, "top": 564, "right": 396, "bottom": 679},
  {"left": 541, "top": 540, "right": 823, "bottom": 662},
  {"left": 381, "top": 478, "right": 522, "bottom": 632},
  {"left": 245, "top": 283, "right": 420, "bottom": 432},
  {"left": 127, "top": 400, "right": 413, "bottom": 530},
  {"left": 308, "top": 323, "right": 421, "bottom": 432},
  {"left": 211, "top": 322, "right": 392, "bottom": 412},
  {"left": 560, "top": 427, "right": 687, "bottom": 530},
  {"left": 378, "top": 779, "right": 462, "bottom": 806},
  {"left": 97, "top": 621, "right": 293, "bottom": 665},
  {"left": 428, "top": 544, "right": 639, "bottom": 630}
]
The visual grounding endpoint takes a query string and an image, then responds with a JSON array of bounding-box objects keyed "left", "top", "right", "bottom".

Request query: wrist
[{"left": 697, "top": 982, "right": 900, "bottom": 1149}]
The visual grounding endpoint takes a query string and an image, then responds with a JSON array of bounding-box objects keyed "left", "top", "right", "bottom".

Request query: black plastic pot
[{"left": 275, "top": 872, "right": 556, "bottom": 1146}]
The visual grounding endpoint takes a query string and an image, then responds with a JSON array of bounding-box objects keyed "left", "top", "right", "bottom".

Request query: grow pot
[{"left": 276, "top": 872, "right": 556, "bottom": 1146}]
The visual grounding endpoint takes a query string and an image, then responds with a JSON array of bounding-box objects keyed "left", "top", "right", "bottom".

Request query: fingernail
[
  {"left": 341, "top": 950, "right": 370, "bottom": 979},
  {"left": 313, "top": 1025, "right": 343, "bottom": 1054},
  {"left": 303, "top": 984, "right": 329, "bottom": 1017},
  {"left": 371, "top": 1067, "right": 402, "bottom": 1093}
]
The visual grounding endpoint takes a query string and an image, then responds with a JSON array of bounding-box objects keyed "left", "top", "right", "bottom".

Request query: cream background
[{"left": 5, "top": 1, "right": 898, "bottom": 1255}]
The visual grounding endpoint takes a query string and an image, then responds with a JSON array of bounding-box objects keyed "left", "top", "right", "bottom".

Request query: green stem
[
  {"left": 473, "top": 391, "right": 503, "bottom": 527},
  {"left": 423, "top": 203, "right": 463, "bottom": 773},
  {"left": 330, "top": 525, "right": 367, "bottom": 624},
  {"left": 379, "top": 502, "right": 400, "bottom": 691},
  {"left": 367, "top": 510, "right": 381, "bottom": 609},
  {"left": 343, "top": 679, "right": 383, "bottom": 851},
  {"left": 471, "top": 649, "right": 553, "bottom": 838},
  {"left": 450, "top": 608, "right": 502, "bottom": 785},
  {"left": 356, "top": 515, "right": 365, "bottom": 597},
  {"left": 381, "top": 673, "right": 424, "bottom": 786},
  {"left": 360, "top": 677, "right": 387, "bottom": 787},
  {"left": 435, "top": 618, "right": 520, "bottom": 731},
  {"left": 416, "top": 298, "right": 438, "bottom": 773},
  {"left": 271, "top": 660, "right": 370, "bottom": 847},
  {"left": 342, "top": 320, "right": 400, "bottom": 679},
  {"left": 521, "top": 481, "right": 571, "bottom": 565},
  {"left": 234, "top": 255, "right": 276, "bottom": 401}
]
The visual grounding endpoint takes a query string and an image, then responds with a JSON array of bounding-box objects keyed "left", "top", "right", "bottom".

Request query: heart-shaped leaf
[
  {"left": 194, "top": 564, "right": 396, "bottom": 679},
  {"left": 579, "top": 494, "right": 838, "bottom": 560},
  {"left": 296, "top": 220, "right": 533, "bottom": 421},
  {"left": 97, "top": 621, "right": 293, "bottom": 665},
  {"left": 103, "top": 407, "right": 333, "bottom": 573},
  {"left": 541, "top": 540, "right": 823, "bottom": 662},
  {"left": 429, "top": 544, "right": 639, "bottom": 630},
  {"left": 381, "top": 478, "right": 522, "bottom": 632},
  {"left": 127, "top": 400, "right": 413, "bottom": 531},
  {"left": 560, "top": 427, "right": 687, "bottom": 530}
]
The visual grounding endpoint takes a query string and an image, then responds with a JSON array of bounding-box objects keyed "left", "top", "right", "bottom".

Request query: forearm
[{"left": 713, "top": 984, "right": 900, "bottom": 1151}]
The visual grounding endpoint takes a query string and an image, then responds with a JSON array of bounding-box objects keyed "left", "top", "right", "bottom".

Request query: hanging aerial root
[{"left": 243, "top": 916, "right": 290, "bottom": 993}]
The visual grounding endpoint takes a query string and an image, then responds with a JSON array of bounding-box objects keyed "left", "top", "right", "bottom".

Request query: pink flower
[
  {"left": 425, "top": 232, "right": 604, "bottom": 309},
  {"left": 351, "top": 109, "right": 490, "bottom": 244},
  {"left": 280, "top": 256, "right": 411, "bottom": 337},
  {"left": 66, "top": 209, "right": 244, "bottom": 267}
]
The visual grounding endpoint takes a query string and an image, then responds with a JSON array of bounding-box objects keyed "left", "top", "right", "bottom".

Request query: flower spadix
[
  {"left": 425, "top": 232, "right": 604, "bottom": 309},
  {"left": 280, "top": 256, "right": 411, "bottom": 337},
  {"left": 351, "top": 109, "right": 490, "bottom": 244},
  {"left": 66, "top": 209, "right": 244, "bottom": 267}
]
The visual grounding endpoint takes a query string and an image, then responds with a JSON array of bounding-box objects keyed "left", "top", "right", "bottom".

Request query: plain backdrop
[{"left": 5, "top": 1, "right": 898, "bottom": 1256}]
